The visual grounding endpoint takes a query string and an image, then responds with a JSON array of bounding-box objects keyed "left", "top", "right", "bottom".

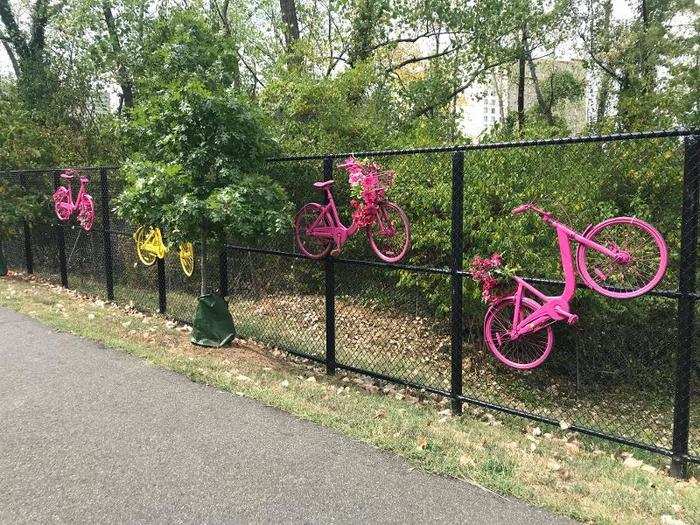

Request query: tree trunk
[
  {"left": 200, "top": 229, "right": 208, "bottom": 297},
  {"left": 0, "top": 39, "right": 19, "bottom": 76},
  {"left": 348, "top": 0, "right": 379, "bottom": 66},
  {"left": 594, "top": 0, "right": 613, "bottom": 124},
  {"left": 516, "top": 27, "right": 527, "bottom": 132},
  {"left": 279, "top": 0, "right": 300, "bottom": 68},
  {"left": 526, "top": 54, "right": 554, "bottom": 125},
  {"left": 0, "top": 238, "right": 6, "bottom": 276},
  {"left": 102, "top": 1, "right": 134, "bottom": 111},
  {"left": 637, "top": 0, "right": 654, "bottom": 95},
  {"left": 596, "top": 76, "right": 610, "bottom": 123},
  {"left": 211, "top": 0, "right": 242, "bottom": 89},
  {"left": 0, "top": 0, "right": 53, "bottom": 102}
]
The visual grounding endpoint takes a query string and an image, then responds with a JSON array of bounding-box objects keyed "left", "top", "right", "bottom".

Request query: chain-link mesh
[{"left": 0, "top": 131, "right": 696, "bottom": 466}]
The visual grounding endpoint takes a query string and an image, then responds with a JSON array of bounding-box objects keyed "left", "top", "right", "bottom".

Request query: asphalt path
[{"left": 0, "top": 307, "right": 573, "bottom": 524}]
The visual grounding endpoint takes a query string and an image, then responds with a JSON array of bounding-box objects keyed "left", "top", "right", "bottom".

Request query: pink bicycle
[
  {"left": 294, "top": 167, "right": 411, "bottom": 263},
  {"left": 52, "top": 170, "right": 95, "bottom": 231},
  {"left": 483, "top": 203, "right": 668, "bottom": 370}
]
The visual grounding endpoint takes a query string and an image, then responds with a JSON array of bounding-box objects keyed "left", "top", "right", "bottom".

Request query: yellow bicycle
[{"left": 133, "top": 226, "right": 195, "bottom": 277}]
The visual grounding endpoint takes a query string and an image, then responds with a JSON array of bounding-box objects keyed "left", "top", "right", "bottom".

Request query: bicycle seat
[
  {"left": 313, "top": 180, "right": 334, "bottom": 190},
  {"left": 79, "top": 177, "right": 89, "bottom": 183},
  {"left": 60, "top": 173, "right": 74, "bottom": 180}
]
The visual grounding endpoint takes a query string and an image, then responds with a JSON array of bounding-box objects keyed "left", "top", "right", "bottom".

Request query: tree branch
[
  {"left": 0, "top": 0, "right": 28, "bottom": 59},
  {"left": 1, "top": 38, "right": 19, "bottom": 76},
  {"left": 411, "top": 60, "right": 511, "bottom": 119},
  {"left": 387, "top": 46, "right": 457, "bottom": 73}
]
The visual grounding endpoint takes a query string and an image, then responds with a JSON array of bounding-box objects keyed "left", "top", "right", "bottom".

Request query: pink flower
[{"left": 468, "top": 252, "right": 512, "bottom": 304}]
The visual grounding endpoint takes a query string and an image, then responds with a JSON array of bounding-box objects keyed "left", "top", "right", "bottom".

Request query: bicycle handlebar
[
  {"left": 513, "top": 203, "right": 552, "bottom": 217},
  {"left": 512, "top": 204, "right": 531, "bottom": 215}
]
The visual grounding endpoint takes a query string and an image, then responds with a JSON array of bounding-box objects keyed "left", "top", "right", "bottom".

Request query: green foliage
[
  {"left": 137, "top": 7, "right": 239, "bottom": 95},
  {"left": 0, "top": 79, "right": 120, "bottom": 169},
  {"left": 0, "top": 180, "right": 43, "bottom": 240},
  {"left": 117, "top": 78, "right": 290, "bottom": 247}
]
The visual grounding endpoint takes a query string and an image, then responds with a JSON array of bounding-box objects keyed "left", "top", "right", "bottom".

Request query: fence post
[
  {"left": 99, "top": 169, "right": 115, "bottom": 301},
  {"left": 323, "top": 156, "right": 336, "bottom": 375},
  {"left": 219, "top": 244, "right": 229, "bottom": 298},
  {"left": 157, "top": 257, "right": 167, "bottom": 314},
  {"left": 52, "top": 171, "right": 68, "bottom": 288},
  {"left": 671, "top": 135, "right": 699, "bottom": 479},
  {"left": 450, "top": 151, "right": 464, "bottom": 416},
  {"left": 19, "top": 172, "right": 34, "bottom": 274}
]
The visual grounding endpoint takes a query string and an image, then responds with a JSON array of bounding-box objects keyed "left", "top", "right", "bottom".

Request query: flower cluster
[
  {"left": 340, "top": 156, "right": 396, "bottom": 228},
  {"left": 469, "top": 252, "right": 515, "bottom": 303}
]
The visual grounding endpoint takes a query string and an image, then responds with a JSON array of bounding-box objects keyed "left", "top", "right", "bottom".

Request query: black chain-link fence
[{"left": 1, "top": 129, "right": 697, "bottom": 477}]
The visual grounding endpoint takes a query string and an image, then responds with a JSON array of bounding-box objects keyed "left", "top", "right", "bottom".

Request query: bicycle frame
[
  {"left": 59, "top": 176, "right": 90, "bottom": 214},
  {"left": 306, "top": 188, "right": 362, "bottom": 250},
  {"left": 142, "top": 229, "right": 167, "bottom": 257},
  {"left": 508, "top": 215, "right": 626, "bottom": 339}
]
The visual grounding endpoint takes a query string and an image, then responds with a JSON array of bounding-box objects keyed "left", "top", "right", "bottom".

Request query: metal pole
[
  {"left": 450, "top": 152, "right": 465, "bottom": 415},
  {"left": 99, "top": 169, "right": 115, "bottom": 301},
  {"left": 323, "top": 156, "right": 336, "bottom": 375},
  {"left": 157, "top": 257, "right": 167, "bottom": 314},
  {"left": 671, "top": 135, "right": 699, "bottom": 479},
  {"left": 53, "top": 171, "right": 68, "bottom": 288},
  {"left": 219, "top": 243, "right": 229, "bottom": 298},
  {"left": 19, "top": 172, "right": 34, "bottom": 274}
]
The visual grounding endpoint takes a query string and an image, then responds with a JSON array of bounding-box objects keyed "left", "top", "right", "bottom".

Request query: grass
[
  {"left": 0, "top": 272, "right": 698, "bottom": 524},
  {"left": 49, "top": 265, "right": 693, "bottom": 456}
]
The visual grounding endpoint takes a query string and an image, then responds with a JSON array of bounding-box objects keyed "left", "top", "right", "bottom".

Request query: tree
[
  {"left": 580, "top": 0, "right": 698, "bottom": 129},
  {"left": 117, "top": 78, "right": 291, "bottom": 296},
  {"left": 0, "top": 0, "right": 59, "bottom": 103}
]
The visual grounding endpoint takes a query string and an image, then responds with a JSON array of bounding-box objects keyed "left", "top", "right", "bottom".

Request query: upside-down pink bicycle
[
  {"left": 483, "top": 203, "right": 668, "bottom": 370},
  {"left": 294, "top": 158, "right": 411, "bottom": 263},
  {"left": 52, "top": 170, "right": 95, "bottom": 231}
]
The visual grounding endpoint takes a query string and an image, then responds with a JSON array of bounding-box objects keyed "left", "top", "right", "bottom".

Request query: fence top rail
[
  {"left": 266, "top": 128, "right": 699, "bottom": 162},
  {"left": 3, "top": 129, "right": 697, "bottom": 172},
  {"left": 2, "top": 166, "right": 119, "bottom": 175}
]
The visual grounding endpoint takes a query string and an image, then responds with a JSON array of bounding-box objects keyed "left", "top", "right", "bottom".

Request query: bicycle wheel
[
  {"left": 52, "top": 188, "right": 71, "bottom": 221},
  {"left": 179, "top": 242, "right": 195, "bottom": 277},
  {"left": 576, "top": 217, "right": 668, "bottom": 299},
  {"left": 484, "top": 296, "right": 554, "bottom": 370},
  {"left": 367, "top": 201, "right": 411, "bottom": 263},
  {"left": 76, "top": 195, "right": 95, "bottom": 231},
  {"left": 294, "top": 203, "right": 332, "bottom": 259},
  {"left": 134, "top": 227, "right": 157, "bottom": 266}
]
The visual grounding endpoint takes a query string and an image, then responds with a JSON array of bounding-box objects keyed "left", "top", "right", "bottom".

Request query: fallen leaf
[
  {"left": 279, "top": 380, "right": 290, "bottom": 388},
  {"left": 623, "top": 455, "right": 644, "bottom": 469},
  {"left": 547, "top": 460, "right": 562, "bottom": 471},
  {"left": 559, "top": 420, "right": 571, "bottom": 430},
  {"left": 564, "top": 442, "right": 580, "bottom": 455},
  {"left": 235, "top": 374, "right": 251, "bottom": 382},
  {"left": 306, "top": 376, "right": 317, "bottom": 383},
  {"left": 374, "top": 409, "right": 387, "bottom": 419},
  {"left": 459, "top": 453, "right": 471, "bottom": 466},
  {"left": 557, "top": 468, "right": 573, "bottom": 482},
  {"left": 660, "top": 515, "right": 687, "bottom": 525},
  {"left": 416, "top": 436, "right": 428, "bottom": 451}
]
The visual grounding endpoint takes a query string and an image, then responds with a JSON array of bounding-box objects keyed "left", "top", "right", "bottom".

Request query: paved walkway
[{"left": 0, "top": 307, "right": 573, "bottom": 524}]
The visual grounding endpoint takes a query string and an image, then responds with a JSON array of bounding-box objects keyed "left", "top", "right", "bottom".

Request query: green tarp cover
[{"left": 191, "top": 293, "right": 236, "bottom": 347}]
